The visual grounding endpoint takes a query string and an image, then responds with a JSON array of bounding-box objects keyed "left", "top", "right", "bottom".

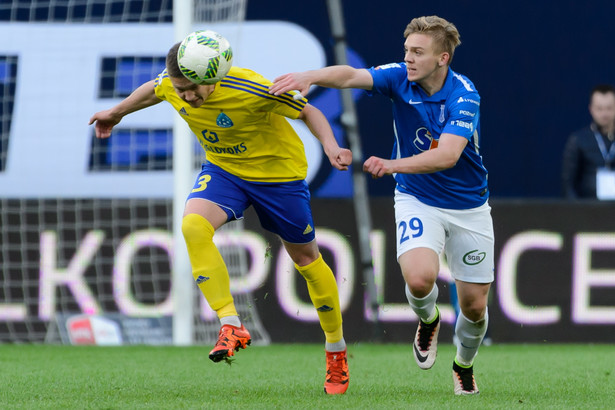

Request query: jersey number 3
[{"left": 192, "top": 174, "right": 212, "bottom": 193}]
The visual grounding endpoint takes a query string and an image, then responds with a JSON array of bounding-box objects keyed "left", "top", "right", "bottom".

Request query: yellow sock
[
  {"left": 295, "top": 254, "right": 343, "bottom": 343},
  {"left": 182, "top": 213, "right": 237, "bottom": 319}
]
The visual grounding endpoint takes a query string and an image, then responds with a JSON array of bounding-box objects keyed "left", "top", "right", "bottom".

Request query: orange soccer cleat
[
  {"left": 208, "top": 324, "right": 251, "bottom": 362},
  {"left": 324, "top": 349, "right": 349, "bottom": 394}
]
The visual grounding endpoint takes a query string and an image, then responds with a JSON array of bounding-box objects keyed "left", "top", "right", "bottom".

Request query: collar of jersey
[{"left": 411, "top": 67, "right": 453, "bottom": 103}]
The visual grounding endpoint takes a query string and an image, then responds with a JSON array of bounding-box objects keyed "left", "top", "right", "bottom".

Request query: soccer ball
[{"left": 177, "top": 30, "right": 233, "bottom": 84}]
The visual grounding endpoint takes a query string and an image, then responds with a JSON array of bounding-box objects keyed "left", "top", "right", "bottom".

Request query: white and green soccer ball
[{"left": 177, "top": 30, "right": 233, "bottom": 84}]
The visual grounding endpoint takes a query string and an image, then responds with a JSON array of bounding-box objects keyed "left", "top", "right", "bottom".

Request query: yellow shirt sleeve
[{"left": 152, "top": 67, "right": 310, "bottom": 182}]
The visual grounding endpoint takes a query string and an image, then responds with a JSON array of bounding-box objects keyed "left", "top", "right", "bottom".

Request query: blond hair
[{"left": 404, "top": 16, "right": 461, "bottom": 64}]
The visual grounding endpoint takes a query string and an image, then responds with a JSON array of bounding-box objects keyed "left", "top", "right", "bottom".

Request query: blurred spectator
[{"left": 562, "top": 84, "right": 615, "bottom": 199}]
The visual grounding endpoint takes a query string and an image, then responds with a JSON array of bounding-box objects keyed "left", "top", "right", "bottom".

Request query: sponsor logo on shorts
[
  {"left": 462, "top": 249, "right": 486, "bottom": 265},
  {"left": 303, "top": 224, "right": 313, "bottom": 235}
]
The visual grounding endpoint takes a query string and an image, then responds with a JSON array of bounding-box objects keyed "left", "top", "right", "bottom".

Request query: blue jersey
[{"left": 368, "top": 63, "right": 489, "bottom": 209}]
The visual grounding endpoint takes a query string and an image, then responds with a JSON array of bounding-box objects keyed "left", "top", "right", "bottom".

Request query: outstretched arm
[
  {"left": 88, "top": 80, "right": 162, "bottom": 139},
  {"left": 269, "top": 65, "right": 373, "bottom": 97},
  {"left": 299, "top": 104, "right": 352, "bottom": 171}
]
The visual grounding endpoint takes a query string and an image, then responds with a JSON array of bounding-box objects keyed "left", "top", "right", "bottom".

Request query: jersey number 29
[{"left": 398, "top": 217, "right": 424, "bottom": 244}]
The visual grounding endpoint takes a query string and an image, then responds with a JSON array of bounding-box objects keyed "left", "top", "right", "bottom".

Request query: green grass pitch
[{"left": 1, "top": 343, "right": 612, "bottom": 409}]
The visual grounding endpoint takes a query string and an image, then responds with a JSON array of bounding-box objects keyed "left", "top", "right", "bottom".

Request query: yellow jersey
[{"left": 154, "top": 66, "right": 309, "bottom": 182}]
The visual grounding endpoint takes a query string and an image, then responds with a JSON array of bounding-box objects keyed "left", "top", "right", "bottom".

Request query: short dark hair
[
  {"left": 590, "top": 84, "right": 615, "bottom": 101},
  {"left": 166, "top": 42, "right": 183, "bottom": 78}
]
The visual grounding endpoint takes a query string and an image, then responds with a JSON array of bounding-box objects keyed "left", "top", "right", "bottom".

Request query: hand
[
  {"left": 363, "top": 156, "right": 394, "bottom": 178},
  {"left": 327, "top": 147, "right": 353, "bottom": 171},
  {"left": 88, "top": 109, "right": 122, "bottom": 139},
  {"left": 269, "top": 72, "right": 312, "bottom": 97}
]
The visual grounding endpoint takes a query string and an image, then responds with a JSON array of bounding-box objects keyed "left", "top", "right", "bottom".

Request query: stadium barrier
[{"left": 1, "top": 198, "right": 613, "bottom": 344}]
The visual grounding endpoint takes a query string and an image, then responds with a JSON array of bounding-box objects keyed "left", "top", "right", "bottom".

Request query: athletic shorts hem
[
  {"left": 396, "top": 243, "right": 442, "bottom": 260},
  {"left": 452, "top": 275, "right": 494, "bottom": 284},
  {"left": 188, "top": 198, "right": 243, "bottom": 221}
]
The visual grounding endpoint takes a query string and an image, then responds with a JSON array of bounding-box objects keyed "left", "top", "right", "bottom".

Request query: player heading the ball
[{"left": 89, "top": 29, "right": 352, "bottom": 395}]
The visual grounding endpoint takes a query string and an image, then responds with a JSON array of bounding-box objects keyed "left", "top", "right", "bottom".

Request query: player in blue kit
[{"left": 270, "top": 15, "right": 493, "bottom": 395}]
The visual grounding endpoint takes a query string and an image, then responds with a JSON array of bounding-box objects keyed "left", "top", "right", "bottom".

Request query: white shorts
[{"left": 394, "top": 190, "right": 494, "bottom": 283}]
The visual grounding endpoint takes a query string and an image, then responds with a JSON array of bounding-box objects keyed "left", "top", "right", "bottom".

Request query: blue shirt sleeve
[
  {"left": 367, "top": 63, "right": 407, "bottom": 97},
  {"left": 442, "top": 92, "right": 481, "bottom": 140}
]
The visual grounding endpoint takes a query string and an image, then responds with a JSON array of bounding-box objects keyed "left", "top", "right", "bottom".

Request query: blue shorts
[{"left": 187, "top": 163, "right": 316, "bottom": 244}]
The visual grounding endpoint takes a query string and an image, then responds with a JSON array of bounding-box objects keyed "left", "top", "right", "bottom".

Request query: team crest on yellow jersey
[{"left": 216, "top": 112, "right": 233, "bottom": 128}]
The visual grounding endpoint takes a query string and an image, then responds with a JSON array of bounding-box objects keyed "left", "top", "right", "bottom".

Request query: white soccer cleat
[
  {"left": 452, "top": 361, "right": 479, "bottom": 395},
  {"left": 412, "top": 309, "right": 440, "bottom": 370}
]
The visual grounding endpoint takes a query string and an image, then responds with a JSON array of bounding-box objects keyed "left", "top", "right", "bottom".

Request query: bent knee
[
  {"left": 182, "top": 213, "right": 214, "bottom": 242},
  {"left": 403, "top": 267, "right": 439, "bottom": 297},
  {"left": 460, "top": 303, "right": 487, "bottom": 322},
  {"left": 284, "top": 241, "right": 320, "bottom": 267}
]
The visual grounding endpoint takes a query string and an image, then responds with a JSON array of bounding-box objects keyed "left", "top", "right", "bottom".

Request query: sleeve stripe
[
  {"left": 219, "top": 83, "right": 304, "bottom": 112},
  {"left": 154, "top": 69, "right": 168, "bottom": 87},
  {"left": 221, "top": 77, "right": 306, "bottom": 109},
  {"left": 222, "top": 75, "right": 268, "bottom": 89},
  {"left": 221, "top": 76, "right": 306, "bottom": 110}
]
